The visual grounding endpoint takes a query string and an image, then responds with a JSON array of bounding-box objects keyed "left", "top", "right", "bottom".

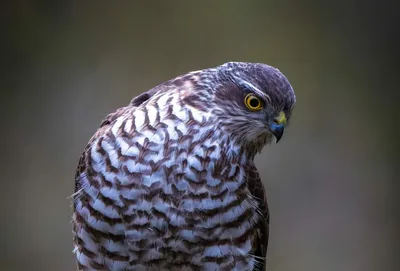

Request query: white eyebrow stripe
[{"left": 236, "top": 78, "right": 271, "bottom": 103}]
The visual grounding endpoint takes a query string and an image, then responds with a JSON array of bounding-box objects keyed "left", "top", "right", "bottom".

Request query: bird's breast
[{"left": 74, "top": 99, "right": 261, "bottom": 270}]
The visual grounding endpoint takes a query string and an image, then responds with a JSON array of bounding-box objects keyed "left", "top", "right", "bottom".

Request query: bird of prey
[{"left": 72, "top": 62, "right": 296, "bottom": 271}]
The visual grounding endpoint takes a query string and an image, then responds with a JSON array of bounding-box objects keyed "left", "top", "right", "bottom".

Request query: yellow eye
[{"left": 244, "top": 94, "right": 263, "bottom": 111}]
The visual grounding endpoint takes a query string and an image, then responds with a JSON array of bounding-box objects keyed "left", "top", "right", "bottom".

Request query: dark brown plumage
[{"left": 72, "top": 62, "right": 295, "bottom": 270}]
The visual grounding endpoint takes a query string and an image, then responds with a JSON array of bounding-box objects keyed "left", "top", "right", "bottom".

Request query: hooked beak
[
  {"left": 271, "top": 111, "right": 287, "bottom": 143},
  {"left": 271, "top": 124, "right": 285, "bottom": 143}
]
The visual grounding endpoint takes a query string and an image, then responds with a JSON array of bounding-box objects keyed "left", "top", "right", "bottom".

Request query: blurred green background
[{"left": 2, "top": 1, "right": 398, "bottom": 271}]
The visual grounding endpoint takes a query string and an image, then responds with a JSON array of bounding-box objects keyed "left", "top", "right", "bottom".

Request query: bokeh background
[{"left": 2, "top": 1, "right": 398, "bottom": 271}]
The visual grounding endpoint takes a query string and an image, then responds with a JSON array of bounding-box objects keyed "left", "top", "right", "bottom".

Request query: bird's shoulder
[
  {"left": 75, "top": 82, "right": 165, "bottom": 184},
  {"left": 74, "top": 103, "right": 134, "bottom": 193}
]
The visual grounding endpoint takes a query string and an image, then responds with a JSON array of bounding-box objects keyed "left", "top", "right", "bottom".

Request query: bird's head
[{"left": 208, "top": 62, "right": 296, "bottom": 152}]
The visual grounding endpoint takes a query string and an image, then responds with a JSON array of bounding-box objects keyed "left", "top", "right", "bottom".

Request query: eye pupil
[
  {"left": 249, "top": 98, "right": 259, "bottom": 108},
  {"left": 244, "top": 94, "right": 263, "bottom": 110}
]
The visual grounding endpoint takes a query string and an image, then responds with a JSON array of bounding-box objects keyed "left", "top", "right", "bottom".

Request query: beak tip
[{"left": 271, "top": 125, "right": 284, "bottom": 143}]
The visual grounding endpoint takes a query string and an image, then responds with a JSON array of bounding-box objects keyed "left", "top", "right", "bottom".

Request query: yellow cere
[{"left": 276, "top": 111, "right": 287, "bottom": 125}]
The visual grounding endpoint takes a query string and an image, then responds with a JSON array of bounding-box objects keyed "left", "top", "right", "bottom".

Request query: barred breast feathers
[{"left": 73, "top": 87, "right": 266, "bottom": 270}]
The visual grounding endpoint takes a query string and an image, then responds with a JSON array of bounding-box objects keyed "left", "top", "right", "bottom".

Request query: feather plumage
[{"left": 72, "top": 62, "right": 295, "bottom": 270}]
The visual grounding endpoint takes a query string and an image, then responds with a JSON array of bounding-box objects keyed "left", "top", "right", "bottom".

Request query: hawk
[{"left": 72, "top": 62, "right": 296, "bottom": 271}]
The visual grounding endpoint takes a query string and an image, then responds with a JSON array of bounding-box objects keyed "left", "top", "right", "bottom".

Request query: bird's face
[{"left": 211, "top": 62, "right": 296, "bottom": 151}]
